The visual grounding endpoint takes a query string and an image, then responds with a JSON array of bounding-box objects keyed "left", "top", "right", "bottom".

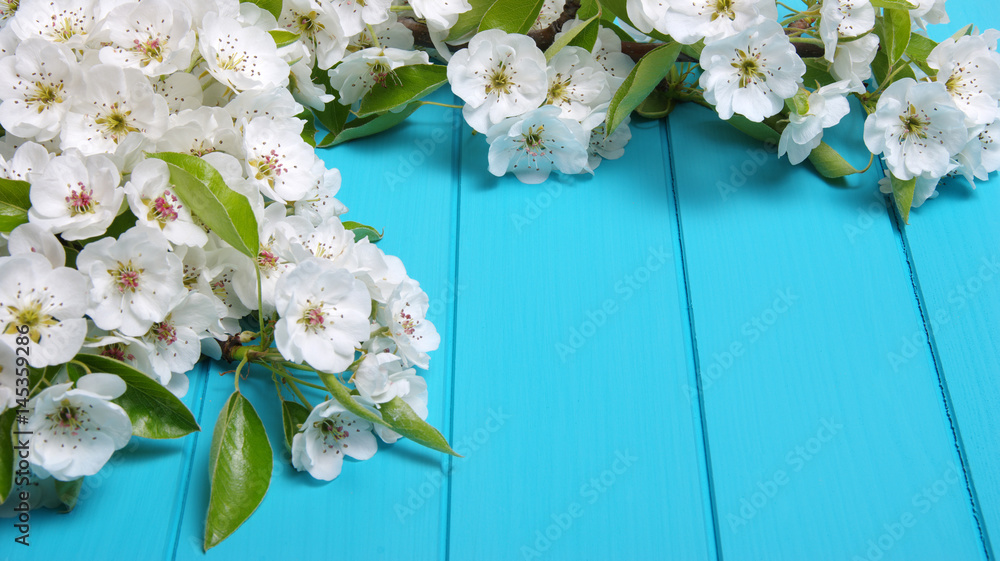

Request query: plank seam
[
  {"left": 661, "top": 118, "right": 723, "bottom": 561},
  {"left": 438, "top": 96, "right": 464, "bottom": 561},
  {"left": 881, "top": 163, "right": 995, "bottom": 561},
  {"left": 167, "top": 359, "right": 213, "bottom": 561}
]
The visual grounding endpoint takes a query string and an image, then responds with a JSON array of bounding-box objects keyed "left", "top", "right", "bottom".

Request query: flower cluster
[
  {"left": 448, "top": 24, "right": 636, "bottom": 182},
  {"left": 0, "top": 0, "right": 448, "bottom": 539}
]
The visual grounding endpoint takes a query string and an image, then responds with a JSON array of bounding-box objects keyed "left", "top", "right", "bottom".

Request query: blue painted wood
[
  {"left": 445, "top": 118, "right": 715, "bottom": 561},
  {"left": 900, "top": 1, "right": 1000, "bottom": 555},
  {"left": 169, "top": 97, "right": 460, "bottom": 560},
  {"left": 667, "top": 93, "right": 988, "bottom": 559},
  {"left": 8, "top": 360, "right": 210, "bottom": 561}
]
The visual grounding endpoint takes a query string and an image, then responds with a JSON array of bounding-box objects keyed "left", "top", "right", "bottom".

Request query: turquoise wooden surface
[{"left": 7, "top": 1, "right": 1000, "bottom": 558}]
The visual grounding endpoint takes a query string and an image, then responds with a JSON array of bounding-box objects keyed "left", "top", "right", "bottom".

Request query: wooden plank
[
  {"left": 16, "top": 360, "right": 210, "bottom": 561},
  {"left": 668, "top": 92, "right": 988, "bottom": 560},
  {"left": 446, "top": 119, "right": 715, "bottom": 560},
  {"left": 170, "top": 98, "right": 460, "bottom": 560},
  {"left": 900, "top": 0, "right": 1000, "bottom": 554}
]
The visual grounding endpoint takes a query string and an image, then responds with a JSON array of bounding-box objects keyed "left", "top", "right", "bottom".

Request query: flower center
[
  {"left": 0, "top": 0, "right": 19, "bottom": 20},
  {"left": 110, "top": 260, "right": 143, "bottom": 294},
  {"left": 146, "top": 190, "right": 180, "bottom": 225},
  {"left": 519, "top": 125, "right": 546, "bottom": 157},
  {"left": 66, "top": 182, "right": 97, "bottom": 215},
  {"left": 396, "top": 308, "right": 420, "bottom": 337},
  {"left": 546, "top": 76, "right": 570, "bottom": 105},
  {"left": 316, "top": 416, "right": 349, "bottom": 443},
  {"left": 296, "top": 11, "right": 324, "bottom": 37},
  {"left": 485, "top": 64, "right": 513, "bottom": 96},
  {"left": 94, "top": 102, "right": 139, "bottom": 142},
  {"left": 100, "top": 343, "right": 135, "bottom": 362},
  {"left": 25, "top": 81, "right": 64, "bottom": 112},
  {"left": 5, "top": 300, "right": 57, "bottom": 343},
  {"left": 251, "top": 149, "right": 287, "bottom": 184},
  {"left": 47, "top": 400, "right": 86, "bottom": 431},
  {"left": 132, "top": 36, "right": 165, "bottom": 66},
  {"left": 151, "top": 321, "right": 177, "bottom": 345},
  {"left": 258, "top": 248, "right": 279, "bottom": 272},
  {"left": 899, "top": 103, "right": 929, "bottom": 141},
  {"left": 944, "top": 71, "right": 966, "bottom": 95},
  {"left": 732, "top": 49, "right": 766, "bottom": 88},
  {"left": 51, "top": 16, "right": 82, "bottom": 42},
  {"left": 712, "top": 0, "right": 736, "bottom": 20},
  {"left": 367, "top": 60, "right": 397, "bottom": 87},
  {"left": 297, "top": 304, "right": 326, "bottom": 333}
]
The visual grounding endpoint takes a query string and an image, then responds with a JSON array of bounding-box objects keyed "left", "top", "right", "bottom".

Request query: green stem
[
  {"left": 419, "top": 100, "right": 463, "bottom": 109},
  {"left": 367, "top": 24, "right": 383, "bottom": 49},
  {"left": 286, "top": 379, "right": 313, "bottom": 410},
  {"left": 261, "top": 362, "right": 328, "bottom": 391}
]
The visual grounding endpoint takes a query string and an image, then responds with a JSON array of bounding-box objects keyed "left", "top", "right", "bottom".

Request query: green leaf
[
  {"left": 147, "top": 152, "right": 259, "bottom": 260},
  {"left": 0, "top": 409, "right": 15, "bottom": 503},
  {"left": 0, "top": 178, "right": 30, "bottom": 233},
  {"left": 318, "top": 372, "right": 460, "bottom": 456},
  {"left": 545, "top": 14, "right": 600, "bottom": 61},
  {"left": 725, "top": 114, "right": 780, "bottom": 144},
  {"left": 949, "top": 23, "right": 974, "bottom": 41},
  {"left": 268, "top": 29, "right": 299, "bottom": 48},
  {"left": 240, "top": 0, "right": 282, "bottom": 20},
  {"left": 64, "top": 246, "right": 79, "bottom": 269},
  {"left": 342, "top": 220, "right": 383, "bottom": 242},
  {"left": 478, "top": 0, "right": 544, "bottom": 34},
  {"left": 55, "top": 478, "right": 83, "bottom": 512},
  {"left": 803, "top": 57, "right": 837, "bottom": 89},
  {"left": 318, "top": 102, "right": 423, "bottom": 147},
  {"left": 806, "top": 142, "right": 870, "bottom": 178},
  {"left": 635, "top": 89, "right": 674, "bottom": 118},
  {"left": 606, "top": 42, "right": 683, "bottom": 134},
  {"left": 73, "top": 354, "right": 200, "bottom": 439},
  {"left": 578, "top": 0, "right": 599, "bottom": 19},
  {"left": 358, "top": 64, "right": 448, "bottom": 117},
  {"left": 447, "top": 0, "right": 498, "bottom": 41},
  {"left": 889, "top": 173, "right": 916, "bottom": 223},
  {"left": 904, "top": 32, "right": 937, "bottom": 75},
  {"left": 869, "top": 0, "right": 917, "bottom": 8},
  {"left": 205, "top": 391, "right": 273, "bottom": 551},
  {"left": 880, "top": 9, "right": 911, "bottom": 66},
  {"left": 297, "top": 110, "right": 318, "bottom": 147},
  {"left": 280, "top": 400, "right": 310, "bottom": 452}
]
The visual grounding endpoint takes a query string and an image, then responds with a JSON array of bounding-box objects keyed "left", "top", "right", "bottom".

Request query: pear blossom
[
  {"left": 0, "top": 253, "right": 87, "bottom": 368},
  {"left": 586, "top": 117, "right": 632, "bottom": 171},
  {"left": 955, "top": 119, "right": 1000, "bottom": 186},
  {"left": 486, "top": 105, "right": 590, "bottom": 183},
  {"left": 153, "top": 72, "right": 204, "bottom": 112},
  {"left": 61, "top": 64, "right": 169, "bottom": 155},
  {"left": 243, "top": 116, "right": 326, "bottom": 202},
  {"left": 280, "top": 0, "right": 349, "bottom": 70},
  {"left": 279, "top": 215, "right": 358, "bottom": 269},
  {"left": 291, "top": 399, "right": 377, "bottom": 480},
  {"left": 124, "top": 158, "right": 208, "bottom": 247},
  {"left": 315, "top": 0, "right": 392, "bottom": 37},
  {"left": 532, "top": 0, "right": 564, "bottom": 32},
  {"left": 157, "top": 106, "right": 242, "bottom": 157},
  {"left": 863, "top": 78, "right": 968, "bottom": 180},
  {"left": 1, "top": 140, "right": 53, "bottom": 181},
  {"left": 699, "top": 18, "right": 806, "bottom": 122},
  {"left": 927, "top": 34, "right": 1000, "bottom": 125},
  {"left": 353, "top": 237, "right": 406, "bottom": 303},
  {"left": 293, "top": 167, "right": 347, "bottom": 225},
  {"left": 545, "top": 47, "right": 612, "bottom": 121},
  {"left": 909, "top": 0, "right": 948, "bottom": 30},
  {"left": 9, "top": 0, "right": 100, "bottom": 47},
  {"left": 409, "top": 0, "right": 472, "bottom": 32},
  {"left": 198, "top": 11, "right": 290, "bottom": 92},
  {"left": 0, "top": 39, "right": 79, "bottom": 142},
  {"left": 820, "top": 0, "right": 876, "bottom": 62},
  {"left": 225, "top": 87, "right": 304, "bottom": 123},
  {"left": 328, "top": 47, "right": 430, "bottom": 105},
  {"left": 232, "top": 203, "right": 295, "bottom": 312},
  {"left": 138, "top": 292, "right": 217, "bottom": 388},
  {"left": 7, "top": 222, "right": 65, "bottom": 268},
  {"left": 27, "top": 151, "right": 123, "bottom": 240},
  {"left": 448, "top": 30, "right": 548, "bottom": 133},
  {"left": 353, "top": 351, "right": 428, "bottom": 444},
  {"left": 878, "top": 172, "right": 945, "bottom": 208},
  {"left": 0, "top": 341, "right": 17, "bottom": 410},
  {"left": 274, "top": 258, "right": 371, "bottom": 373},
  {"left": 373, "top": 369, "right": 427, "bottom": 444},
  {"left": 629, "top": 0, "right": 778, "bottom": 45},
  {"left": 98, "top": 0, "right": 197, "bottom": 77},
  {"left": 26, "top": 373, "right": 132, "bottom": 481},
  {"left": 348, "top": 13, "right": 414, "bottom": 51},
  {"left": 830, "top": 33, "right": 878, "bottom": 92},
  {"left": 378, "top": 277, "right": 440, "bottom": 369},
  {"left": 76, "top": 226, "right": 185, "bottom": 336},
  {"left": 778, "top": 81, "right": 852, "bottom": 165}
]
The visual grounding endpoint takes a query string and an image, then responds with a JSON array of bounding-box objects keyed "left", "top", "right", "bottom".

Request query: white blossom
[
  {"left": 280, "top": 0, "right": 349, "bottom": 70},
  {"left": 545, "top": 46, "right": 611, "bottom": 121},
  {"left": 291, "top": 399, "right": 376, "bottom": 480},
  {"left": 819, "top": 0, "right": 875, "bottom": 62},
  {"left": 409, "top": 0, "right": 472, "bottom": 32},
  {"left": 315, "top": 0, "right": 392, "bottom": 37},
  {"left": 830, "top": 33, "right": 878, "bottom": 92},
  {"left": 198, "top": 11, "right": 290, "bottom": 92},
  {"left": 699, "top": 18, "right": 805, "bottom": 122},
  {"left": 26, "top": 373, "right": 132, "bottom": 481},
  {"left": 377, "top": 277, "right": 440, "bottom": 369},
  {"left": 328, "top": 47, "right": 430, "bottom": 105},
  {"left": 124, "top": 158, "right": 208, "bottom": 247},
  {"left": 778, "top": 81, "right": 852, "bottom": 165},
  {"left": 27, "top": 151, "right": 123, "bottom": 240},
  {"left": 98, "top": 0, "right": 197, "bottom": 77},
  {"left": 927, "top": 34, "right": 1000, "bottom": 125},
  {"left": 629, "top": 0, "right": 778, "bottom": 44},
  {"left": 486, "top": 105, "right": 590, "bottom": 183},
  {"left": 0, "top": 39, "right": 79, "bottom": 142},
  {"left": 448, "top": 30, "right": 548, "bottom": 133}
]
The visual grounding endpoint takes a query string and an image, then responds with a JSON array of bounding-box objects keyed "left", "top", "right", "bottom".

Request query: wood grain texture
[
  {"left": 901, "top": 1, "right": 1000, "bottom": 556},
  {"left": 445, "top": 118, "right": 715, "bottom": 561},
  {"left": 667, "top": 94, "right": 988, "bottom": 559}
]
